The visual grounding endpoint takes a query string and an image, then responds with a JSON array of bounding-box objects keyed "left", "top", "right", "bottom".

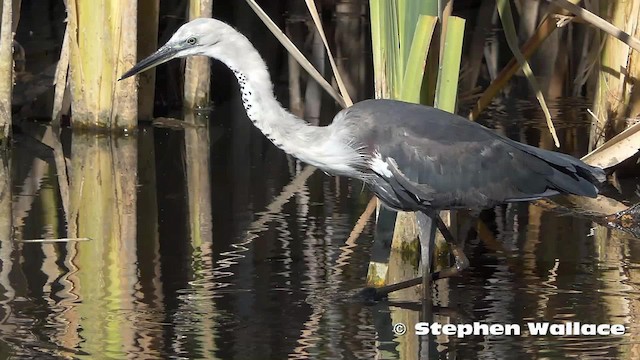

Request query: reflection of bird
[{"left": 121, "top": 18, "right": 606, "bottom": 298}]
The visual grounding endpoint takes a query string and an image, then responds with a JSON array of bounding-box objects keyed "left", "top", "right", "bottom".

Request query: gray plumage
[{"left": 336, "top": 100, "right": 605, "bottom": 211}]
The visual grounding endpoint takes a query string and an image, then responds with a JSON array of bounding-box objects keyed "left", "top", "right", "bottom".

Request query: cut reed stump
[
  {"left": 0, "top": 0, "right": 14, "bottom": 141},
  {"left": 66, "top": 0, "right": 137, "bottom": 129}
]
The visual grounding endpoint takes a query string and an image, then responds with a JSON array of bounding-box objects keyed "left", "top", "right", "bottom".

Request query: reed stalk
[
  {"left": 67, "top": 0, "right": 138, "bottom": 129},
  {"left": 0, "top": 0, "right": 13, "bottom": 141},
  {"left": 184, "top": 0, "right": 213, "bottom": 109},
  {"left": 137, "top": 0, "right": 160, "bottom": 119},
  {"left": 52, "top": 26, "right": 70, "bottom": 125},
  {"left": 592, "top": 0, "right": 640, "bottom": 151}
]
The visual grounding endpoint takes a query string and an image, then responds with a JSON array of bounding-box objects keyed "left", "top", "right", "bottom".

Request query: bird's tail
[{"left": 510, "top": 141, "right": 606, "bottom": 198}]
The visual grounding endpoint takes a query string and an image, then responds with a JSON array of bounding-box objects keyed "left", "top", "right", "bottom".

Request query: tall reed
[
  {"left": 0, "top": 0, "right": 13, "bottom": 140},
  {"left": 184, "top": 0, "right": 213, "bottom": 109},
  {"left": 67, "top": 0, "right": 137, "bottom": 128},
  {"left": 137, "top": 0, "right": 160, "bottom": 120}
]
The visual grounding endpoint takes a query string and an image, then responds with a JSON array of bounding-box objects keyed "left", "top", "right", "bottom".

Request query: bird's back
[{"left": 335, "top": 99, "right": 605, "bottom": 210}]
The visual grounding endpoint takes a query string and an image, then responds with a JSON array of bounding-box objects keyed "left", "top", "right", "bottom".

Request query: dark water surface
[{"left": 4, "top": 97, "right": 640, "bottom": 359}]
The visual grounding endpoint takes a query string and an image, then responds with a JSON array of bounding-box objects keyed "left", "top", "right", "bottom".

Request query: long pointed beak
[{"left": 119, "top": 45, "right": 178, "bottom": 81}]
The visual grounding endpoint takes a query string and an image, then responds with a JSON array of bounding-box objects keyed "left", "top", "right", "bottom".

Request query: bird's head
[{"left": 120, "top": 18, "right": 239, "bottom": 80}]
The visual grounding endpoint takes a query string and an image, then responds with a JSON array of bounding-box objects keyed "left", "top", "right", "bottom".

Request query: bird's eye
[{"left": 186, "top": 37, "right": 197, "bottom": 45}]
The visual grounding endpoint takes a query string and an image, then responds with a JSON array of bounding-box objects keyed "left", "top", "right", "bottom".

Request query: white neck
[{"left": 207, "top": 35, "right": 365, "bottom": 175}]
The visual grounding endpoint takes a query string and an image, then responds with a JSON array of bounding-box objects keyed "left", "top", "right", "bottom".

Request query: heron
[{"left": 120, "top": 18, "right": 606, "bottom": 299}]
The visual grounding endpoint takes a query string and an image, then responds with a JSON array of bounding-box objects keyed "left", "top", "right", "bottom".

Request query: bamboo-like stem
[
  {"left": 0, "top": 0, "right": 13, "bottom": 141},
  {"left": 137, "top": 0, "right": 160, "bottom": 119},
  {"left": 113, "top": 0, "right": 138, "bottom": 126},
  {"left": 52, "top": 26, "right": 70, "bottom": 125},
  {"left": 184, "top": 0, "right": 213, "bottom": 109},
  {"left": 591, "top": 0, "right": 640, "bottom": 154},
  {"left": 67, "top": 0, "right": 138, "bottom": 129}
]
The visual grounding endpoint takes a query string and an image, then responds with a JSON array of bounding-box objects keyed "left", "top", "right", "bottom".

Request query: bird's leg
[
  {"left": 429, "top": 212, "right": 470, "bottom": 280},
  {"left": 355, "top": 211, "right": 470, "bottom": 301},
  {"left": 416, "top": 212, "right": 436, "bottom": 300},
  {"left": 355, "top": 212, "right": 436, "bottom": 301}
]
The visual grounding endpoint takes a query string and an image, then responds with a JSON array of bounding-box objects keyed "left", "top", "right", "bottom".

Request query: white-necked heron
[{"left": 120, "top": 18, "right": 606, "bottom": 299}]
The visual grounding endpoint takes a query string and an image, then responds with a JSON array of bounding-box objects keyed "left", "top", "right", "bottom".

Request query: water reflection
[{"left": 3, "top": 98, "right": 640, "bottom": 359}]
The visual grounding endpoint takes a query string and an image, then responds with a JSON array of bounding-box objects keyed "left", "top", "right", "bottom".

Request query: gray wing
[{"left": 340, "top": 99, "right": 605, "bottom": 210}]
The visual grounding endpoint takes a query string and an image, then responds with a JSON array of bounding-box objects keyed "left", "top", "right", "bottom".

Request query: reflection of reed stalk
[
  {"left": 63, "top": 132, "right": 138, "bottom": 356},
  {"left": 334, "top": 197, "right": 376, "bottom": 276},
  {"left": 184, "top": 111, "right": 212, "bottom": 247},
  {"left": 0, "top": 153, "right": 12, "bottom": 329},
  {"left": 212, "top": 166, "right": 315, "bottom": 282}
]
